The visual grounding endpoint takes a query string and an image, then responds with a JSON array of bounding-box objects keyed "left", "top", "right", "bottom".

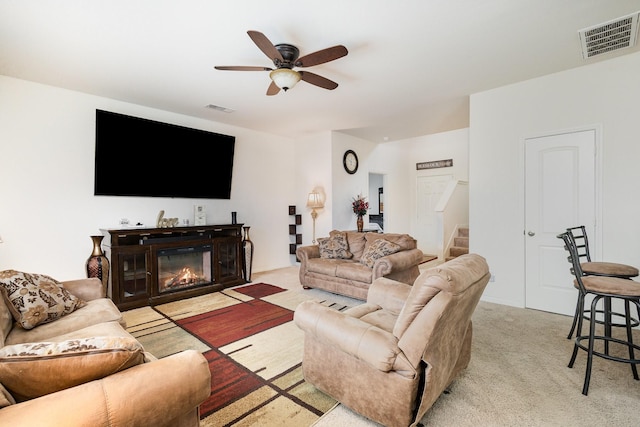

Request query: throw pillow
[
  {"left": 0, "top": 270, "right": 86, "bottom": 330},
  {"left": 360, "top": 238, "right": 402, "bottom": 268},
  {"left": 0, "top": 336, "right": 145, "bottom": 401},
  {"left": 318, "top": 232, "right": 353, "bottom": 259}
]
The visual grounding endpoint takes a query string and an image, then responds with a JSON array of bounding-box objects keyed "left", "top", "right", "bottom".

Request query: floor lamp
[{"left": 307, "top": 192, "right": 324, "bottom": 244}]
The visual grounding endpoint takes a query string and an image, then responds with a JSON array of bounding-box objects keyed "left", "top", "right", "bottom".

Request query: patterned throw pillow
[
  {"left": 318, "top": 232, "right": 353, "bottom": 259},
  {"left": 360, "top": 238, "right": 402, "bottom": 268},
  {"left": 0, "top": 336, "right": 145, "bottom": 401},
  {"left": 0, "top": 270, "right": 86, "bottom": 330}
]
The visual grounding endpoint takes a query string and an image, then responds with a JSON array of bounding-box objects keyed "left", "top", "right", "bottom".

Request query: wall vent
[
  {"left": 205, "top": 104, "right": 235, "bottom": 113},
  {"left": 578, "top": 11, "right": 639, "bottom": 59}
]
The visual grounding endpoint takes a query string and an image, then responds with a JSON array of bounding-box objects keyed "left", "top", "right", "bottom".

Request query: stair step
[
  {"left": 458, "top": 227, "right": 469, "bottom": 237},
  {"left": 449, "top": 246, "right": 469, "bottom": 257},
  {"left": 454, "top": 236, "right": 469, "bottom": 248}
]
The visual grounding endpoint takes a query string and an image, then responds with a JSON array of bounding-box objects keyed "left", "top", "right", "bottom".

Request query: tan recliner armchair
[{"left": 294, "top": 253, "right": 490, "bottom": 427}]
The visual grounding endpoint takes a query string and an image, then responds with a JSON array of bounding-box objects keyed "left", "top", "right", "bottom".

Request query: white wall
[
  {"left": 470, "top": 51, "right": 640, "bottom": 307},
  {"left": 295, "top": 132, "right": 332, "bottom": 246},
  {"left": 330, "top": 132, "right": 378, "bottom": 231},
  {"left": 0, "top": 74, "right": 452, "bottom": 282},
  {"left": 400, "top": 128, "right": 470, "bottom": 239},
  {"left": 326, "top": 129, "right": 468, "bottom": 239},
  {"left": 0, "top": 76, "right": 295, "bottom": 280}
]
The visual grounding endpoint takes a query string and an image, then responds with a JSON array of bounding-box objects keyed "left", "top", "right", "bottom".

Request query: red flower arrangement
[{"left": 352, "top": 195, "right": 369, "bottom": 217}]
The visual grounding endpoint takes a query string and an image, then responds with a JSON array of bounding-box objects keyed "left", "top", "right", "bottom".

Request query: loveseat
[
  {"left": 296, "top": 230, "right": 424, "bottom": 300},
  {"left": 294, "top": 254, "right": 490, "bottom": 427},
  {"left": 0, "top": 270, "right": 211, "bottom": 426}
]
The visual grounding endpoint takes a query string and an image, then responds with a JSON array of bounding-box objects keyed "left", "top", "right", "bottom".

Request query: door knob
[{"left": 527, "top": 231, "right": 535, "bottom": 236}]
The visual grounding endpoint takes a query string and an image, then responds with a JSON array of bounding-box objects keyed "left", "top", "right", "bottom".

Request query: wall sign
[{"left": 416, "top": 159, "right": 453, "bottom": 170}]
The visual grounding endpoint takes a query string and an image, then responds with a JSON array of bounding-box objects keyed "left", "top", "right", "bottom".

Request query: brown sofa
[
  {"left": 0, "top": 272, "right": 210, "bottom": 426},
  {"left": 296, "top": 230, "right": 424, "bottom": 300},
  {"left": 294, "top": 254, "right": 490, "bottom": 427}
]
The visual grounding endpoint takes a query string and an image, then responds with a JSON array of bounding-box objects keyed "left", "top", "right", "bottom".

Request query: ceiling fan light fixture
[{"left": 269, "top": 68, "right": 301, "bottom": 91}]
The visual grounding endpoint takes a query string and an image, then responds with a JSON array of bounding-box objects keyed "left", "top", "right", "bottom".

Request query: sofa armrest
[
  {"left": 372, "top": 248, "right": 424, "bottom": 278},
  {"left": 367, "top": 278, "right": 412, "bottom": 314},
  {"left": 296, "top": 245, "right": 320, "bottom": 263},
  {"left": 294, "top": 300, "right": 401, "bottom": 372},
  {"left": 0, "top": 350, "right": 211, "bottom": 426},
  {"left": 61, "top": 278, "right": 105, "bottom": 301}
]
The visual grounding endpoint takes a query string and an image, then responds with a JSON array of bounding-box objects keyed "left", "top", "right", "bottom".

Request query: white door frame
[{"left": 521, "top": 124, "right": 603, "bottom": 308}]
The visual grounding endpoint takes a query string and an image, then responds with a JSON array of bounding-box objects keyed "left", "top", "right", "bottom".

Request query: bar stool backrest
[
  {"left": 566, "top": 225, "right": 592, "bottom": 263},
  {"left": 557, "top": 231, "right": 587, "bottom": 293}
]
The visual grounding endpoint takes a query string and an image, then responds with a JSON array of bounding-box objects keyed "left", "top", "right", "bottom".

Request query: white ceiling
[{"left": 1, "top": 0, "right": 639, "bottom": 142}]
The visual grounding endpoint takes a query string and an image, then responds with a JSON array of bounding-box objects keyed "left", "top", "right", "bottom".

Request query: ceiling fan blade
[
  {"left": 266, "top": 81, "right": 281, "bottom": 96},
  {"left": 247, "top": 30, "right": 284, "bottom": 62},
  {"left": 295, "top": 45, "right": 348, "bottom": 67},
  {"left": 299, "top": 71, "right": 339, "bottom": 90},
  {"left": 214, "top": 66, "right": 272, "bottom": 71}
]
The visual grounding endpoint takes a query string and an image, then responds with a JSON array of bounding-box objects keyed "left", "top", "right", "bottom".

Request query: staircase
[{"left": 446, "top": 227, "right": 469, "bottom": 261}]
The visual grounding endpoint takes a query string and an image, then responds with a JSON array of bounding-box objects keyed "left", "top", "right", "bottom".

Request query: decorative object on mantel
[
  {"left": 156, "top": 210, "right": 179, "bottom": 228},
  {"left": 231, "top": 211, "right": 237, "bottom": 224},
  {"left": 194, "top": 205, "right": 206, "bottom": 226},
  {"left": 307, "top": 191, "right": 324, "bottom": 244},
  {"left": 242, "top": 226, "right": 254, "bottom": 282},
  {"left": 86, "top": 235, "right": 110, "bottom": 289},
  {"left": 351, "top": 194, "right": 369, "bottom": 233}
]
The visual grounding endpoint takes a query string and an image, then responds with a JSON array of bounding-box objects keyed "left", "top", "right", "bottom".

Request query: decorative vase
[
  {"left": 242, "top": 226, "right": 254, "bottom": 283},
  {"left": 86, "top": 235, "right": 110, "bottom": 289},
  {"left": 357, "top": 216, "right": 364, "bottom": 232}
]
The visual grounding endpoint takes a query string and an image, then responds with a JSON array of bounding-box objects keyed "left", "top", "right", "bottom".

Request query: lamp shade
[
  {"left": 270, "top": 68, "right": 301, "bottom": 91},
  {"left": 307, "top": 192, "right": 324, "bottom": 209}
]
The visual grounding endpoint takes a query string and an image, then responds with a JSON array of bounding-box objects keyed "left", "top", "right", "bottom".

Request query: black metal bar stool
[
  {"left": 564, "top": 226, "right": 639, "bottom": 341},
  {"left": 558, "top": 231, "right": 640, "bottom": 395}
]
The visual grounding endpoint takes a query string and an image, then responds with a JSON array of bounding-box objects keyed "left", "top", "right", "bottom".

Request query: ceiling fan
[{"left": 215, "top": 30, "right": 348, "bottom": 96}]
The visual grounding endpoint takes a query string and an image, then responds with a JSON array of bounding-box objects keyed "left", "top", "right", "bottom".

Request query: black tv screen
[{"left": 94, "top": 109, "right": 235, "bottom": 199}]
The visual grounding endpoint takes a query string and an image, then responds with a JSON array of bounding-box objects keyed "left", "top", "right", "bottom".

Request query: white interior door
[
  {"left": 416, "top": 175, "right": 452, "bottom": 254},
  {"left": 524, "top": 129, "right": 596, "bottom": 315}
]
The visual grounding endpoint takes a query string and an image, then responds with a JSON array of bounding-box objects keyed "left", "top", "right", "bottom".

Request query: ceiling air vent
[
  {"left": 205, "top": 104, "right": 235, "bottom": 113},
  {"left": 578, "top": 11, "right": 640, "bottom": 59}
]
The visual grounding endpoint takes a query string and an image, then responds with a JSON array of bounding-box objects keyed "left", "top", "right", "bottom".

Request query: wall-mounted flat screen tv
[{"left": 94, "top": 109, "right": 235, "bottom": 199}]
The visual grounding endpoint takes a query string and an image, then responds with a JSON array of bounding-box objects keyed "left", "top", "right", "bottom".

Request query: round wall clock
[{"left": 343, "top": 149, "right": 358, "bottom": 174}]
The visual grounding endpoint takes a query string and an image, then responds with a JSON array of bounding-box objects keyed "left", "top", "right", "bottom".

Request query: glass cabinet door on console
[
  {"left": 216, "top": 236, "right": 242, "bottom": 284},
  {"left": 114, "top": 247, "right": 150, "bottom": 306}
]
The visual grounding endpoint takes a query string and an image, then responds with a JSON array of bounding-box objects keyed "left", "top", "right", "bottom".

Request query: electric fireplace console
[{"left": 102, "top": 224, "right": 245, "bottom": 310}]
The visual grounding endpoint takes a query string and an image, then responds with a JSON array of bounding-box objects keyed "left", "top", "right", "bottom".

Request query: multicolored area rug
[{"left": 123, "top": 283, "right": 351, "bottom": 426}]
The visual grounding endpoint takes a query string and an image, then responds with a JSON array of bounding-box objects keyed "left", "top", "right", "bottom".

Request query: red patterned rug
[{"left": 126, "top": 283, "right": 347, "bottom": 426}]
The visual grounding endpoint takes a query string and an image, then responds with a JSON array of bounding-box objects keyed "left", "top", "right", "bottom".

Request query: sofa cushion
[
  {"left": 364, "top": 233, "right": 417, "bottom": 251},
  {"left": 335, "top": 262, "right": 374, "bottom": 283},
  {"left": 318, "top": 231, "right": 353, "bottom": 259},
  {"left": 0, "top": 336, "right": 145, "bottom": 401},
  {"left": 5, "top": 298, "right": 124, "bottom": 346},
  {"left": 0, "top": 270, "right": 86, "bottom": 330},
  {"left": 360, "top": 239, "right": 402, "bottom": 268},
  {"left": 307, "top": 258, "right": 340, "bottom": 277},
  {"left": 332, "top": 231, "right": 367, "bottom": 260}
]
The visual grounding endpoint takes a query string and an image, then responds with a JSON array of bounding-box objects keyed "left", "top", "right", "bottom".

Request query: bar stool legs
[{"left": 568, "top": 295, "right": 640, "bottom": 395}]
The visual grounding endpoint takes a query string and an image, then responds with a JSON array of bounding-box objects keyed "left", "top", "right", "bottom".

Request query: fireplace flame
[{"left": 165, "top": 267, "right": 201, "bottom": 288}]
